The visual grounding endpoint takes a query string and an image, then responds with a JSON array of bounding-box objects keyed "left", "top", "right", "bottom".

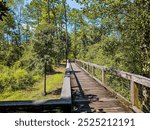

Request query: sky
[
  {"left": 26, "top": 0, "right": 81, "bottom": 9},
  {"left": 67, "top": 0, "right": 81, "bottom": 9}
]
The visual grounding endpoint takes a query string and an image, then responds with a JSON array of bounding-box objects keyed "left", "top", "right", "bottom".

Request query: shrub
[
  {"left": 0, "top": 65, "right": 10, "bottom": 92},
  {"left": 0, "top": 43, "right": 44, "bottom": 92},
  {"left": 11, "top": 68, "right": 35, "bottom": 90},
  {"left": 0, "top": 65, "right": 38, "bottom": 91}
]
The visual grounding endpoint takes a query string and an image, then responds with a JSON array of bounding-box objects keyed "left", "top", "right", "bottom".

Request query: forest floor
[{"left": 0, "top": 66, "right": 65, "bottom": 101}]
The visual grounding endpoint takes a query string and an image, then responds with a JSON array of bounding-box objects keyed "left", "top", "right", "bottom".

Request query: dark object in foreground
[{"left": 0, "top": 99, "right": 71, "bottom": 113}]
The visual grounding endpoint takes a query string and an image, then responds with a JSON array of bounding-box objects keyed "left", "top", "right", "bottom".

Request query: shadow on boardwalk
[
  {"left": 71, "top": 65, "right": 106, "bottom": 113},
  {"left": 70, "top": 62, "right": 132, "bottom": 113}
]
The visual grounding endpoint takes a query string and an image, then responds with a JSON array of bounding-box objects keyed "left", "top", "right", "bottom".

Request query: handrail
[
  {"left": 75, "top": 59, "right": 150, "bottom": 113},
  {"left": 75, "top": 60, "right": 150, "bottom": 87},
  {"left": 60, "top": 60, "right": 72, "bottom": 104}
]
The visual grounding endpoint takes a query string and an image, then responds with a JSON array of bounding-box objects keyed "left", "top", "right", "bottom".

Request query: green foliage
[
  {"left": 1, "top": 1, "right": 56, "bottom": 98},
  {"left": 33, "top": 23, "right": 66, "bottom": 69},
  {"left": 0, "top": 66, "right": 37, "bottom": 91},
  {"left": 33, "top": 24, "right": 56, "bottom": 73},
  {"left": 0, "top": 0, "right": 149, "bottom": 105},
  {"left": 73, "top": 0, "right": 150, "bottom": 110},
  {"left": 77, "top": 36, "right": 121, "bottom": 68},
  {"left": 0, "top": 65, "right": 9, "bottom": 92},
  {"left": 0, "top": 43, "right": 24, "bottom": 66},
  {"left": 14, "top": 43, "right": 43, "bottom": 74},
  {"left": 0, "top": 43, "right": 41, "bottom": 92},
  {"left": 11, "top": 68, "right": 34, "bottom": 90},
  {"left": 0, "top": 0, "right": 68, "bottom": 95},
  {"left": 106, "top": 74, "right": 130, "bottom": 100},
  {"left": 73, "top": 0, "right": 150, "bottom": 77},
  {"left": 0, "top": 67, "right": 64, "bottom": 101}
]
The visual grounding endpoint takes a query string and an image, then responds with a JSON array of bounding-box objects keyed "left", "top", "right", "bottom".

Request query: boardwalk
[
  {"left": 0, "top": 61, "right": 148, "bottom": 113},
  {"left": 71, "top": 62, "right": 132, "bottom": 113}
]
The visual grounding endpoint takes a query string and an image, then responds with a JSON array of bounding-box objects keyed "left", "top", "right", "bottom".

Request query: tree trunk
[
  {"left": 44, "top": 62, "right": 47, "bottom": 96},
  {"left": 47, "top": 0, "right": 50, "bottom": 24},
  {"left": 63, "top": 0, "right": 68, "bottom": 63}
]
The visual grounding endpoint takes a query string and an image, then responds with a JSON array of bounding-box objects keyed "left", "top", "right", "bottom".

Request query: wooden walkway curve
[{"left": 70, "top": 62, "right": 132, "bottom": 113}]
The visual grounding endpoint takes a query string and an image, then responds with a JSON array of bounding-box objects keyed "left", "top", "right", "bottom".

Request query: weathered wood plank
[
  {"left": 61, "top": 60, "right": 71, "bottom": 104},
  {"left": 130, "top": 81, "right": 135, "bottom": 106},
  {"left": 0, "top": 99, "right": 70, "bottom": 107},
  {"left": 102, "top": 69, "right": 105, "bottom": 84},
  {"left": 61, "top": 76, "right": 71, "bottom": 102}
]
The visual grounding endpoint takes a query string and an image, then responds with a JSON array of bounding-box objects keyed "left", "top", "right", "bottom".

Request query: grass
[{"left": 0, "top": 67, "right": 65, "bottom": 101}]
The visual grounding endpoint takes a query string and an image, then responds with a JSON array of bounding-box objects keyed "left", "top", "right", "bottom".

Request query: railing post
[
  {"left": 102, "top": 69, "right": 105, "bottom": 84},
  {"left": 130, "top": 81, "right": 139, "bottom": 107},
  {"left": 92, "top": 66, "right": 94, "bottom": 76},
  {"left": 87, "top": 63, "right": 89, "bottom": 72}
]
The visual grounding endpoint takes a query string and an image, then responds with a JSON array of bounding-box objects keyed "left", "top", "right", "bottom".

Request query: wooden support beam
[
  {"left": 83, "top": 62, "right": 85, "bottom": 69},
  {"left": 102, "top": 69, "right": 105, "bottom": 84},
  {"left": 92, "top": 66, "right": 95, "bottom": 76},
  {"left": 87, "top": 63, "right": 89, "bottom": 72},
  {"left": 130, "top": 81, "right": 139, "bottom": 107}
]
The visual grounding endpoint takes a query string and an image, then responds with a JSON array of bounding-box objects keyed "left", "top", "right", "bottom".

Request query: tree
[
  {"left": 0, "top": 1, "right": 9, "bottom": 21},
  {"left": 62, "top": 0, "right": 69, "bottom": 62},
  {"left": 33, "top": 24, "right": 56, "bottom": 95},
  {"left": 74, "top": 0, "right": 150, "bottom": 77}
]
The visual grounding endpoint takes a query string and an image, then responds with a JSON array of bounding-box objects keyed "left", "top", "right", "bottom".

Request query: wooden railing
[
  {"left": 61, "top": 60, "right": 72, "bottom": 103},
  {"left": 0, "top": 60, "right": 72, "bottom": 112},
  {"left": 75, "top": 59, "right": 150, "bottom": 113}
]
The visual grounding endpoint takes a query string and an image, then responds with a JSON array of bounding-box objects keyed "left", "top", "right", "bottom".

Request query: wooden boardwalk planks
[{"left": 71, "top": 63, "right": 132, "bottom": 113}]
